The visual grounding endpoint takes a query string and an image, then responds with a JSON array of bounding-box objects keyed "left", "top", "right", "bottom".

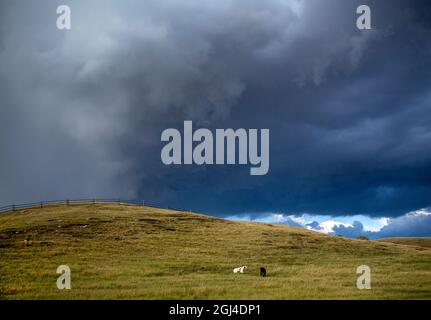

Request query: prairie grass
[{"left": 378, "top": 237, "right": 431, "bottom": 249}]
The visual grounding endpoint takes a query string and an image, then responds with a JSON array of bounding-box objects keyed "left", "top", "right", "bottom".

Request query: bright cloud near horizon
[{"left": 226, "top": 208, "right": 431, "bottom": 239}]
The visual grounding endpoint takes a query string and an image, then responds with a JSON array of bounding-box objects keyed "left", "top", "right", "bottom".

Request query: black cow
[{"left": 260, "top": 267, "right": 267, "bottom": 277}]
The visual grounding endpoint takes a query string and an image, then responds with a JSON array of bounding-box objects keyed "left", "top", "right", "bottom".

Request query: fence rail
[{"left": 0, "top": 198, "right": 188, "bottom": 214}]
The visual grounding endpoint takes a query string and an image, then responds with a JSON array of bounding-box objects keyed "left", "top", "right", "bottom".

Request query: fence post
[
  {"left": 93, "top": 199, "right": 96, "bottom": 205},
  {"left": 40, "top": 201, "right": 43, "bottom": 208},
  {"left": 12, "top": 204, "right": 15, "bottom": 212}
]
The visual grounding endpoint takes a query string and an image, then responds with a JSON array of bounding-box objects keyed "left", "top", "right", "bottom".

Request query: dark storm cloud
[{"left": 1, "top": 0, "right": 431, "bottom": 218}]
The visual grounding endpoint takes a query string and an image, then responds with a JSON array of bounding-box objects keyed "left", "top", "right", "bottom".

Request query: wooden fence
[{"left": 0, "top": 198, "right": 185, "bottom": 214}]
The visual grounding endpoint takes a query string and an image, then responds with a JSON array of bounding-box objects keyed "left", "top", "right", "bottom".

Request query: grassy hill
[
  {"left": 378, "top": 237, "right": 431, "bottom": 249},
  {"left": 0, "top": 204, "right": 430, "bottom": 300}
]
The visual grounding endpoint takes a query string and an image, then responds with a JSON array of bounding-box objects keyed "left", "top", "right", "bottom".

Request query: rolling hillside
[
  {"left": 378, "top": 238, "right": 431, "bottom": 249},
  {"left": 0, "top": 204, "right": 430, "bottom": 299}
]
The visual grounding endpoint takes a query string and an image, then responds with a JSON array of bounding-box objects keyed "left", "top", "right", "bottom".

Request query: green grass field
[{"left": 1, "top": 204, "right": 430, "bottom": 300}]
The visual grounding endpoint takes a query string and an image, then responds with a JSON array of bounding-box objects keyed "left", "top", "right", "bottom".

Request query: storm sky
[{"left": 1, "top": 0, "right": 431, "bottom": 237}]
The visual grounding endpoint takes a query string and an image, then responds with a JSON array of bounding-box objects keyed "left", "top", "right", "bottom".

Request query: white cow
[{"left": 233, "top": 266, "right": 247, "bottom": 273}]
